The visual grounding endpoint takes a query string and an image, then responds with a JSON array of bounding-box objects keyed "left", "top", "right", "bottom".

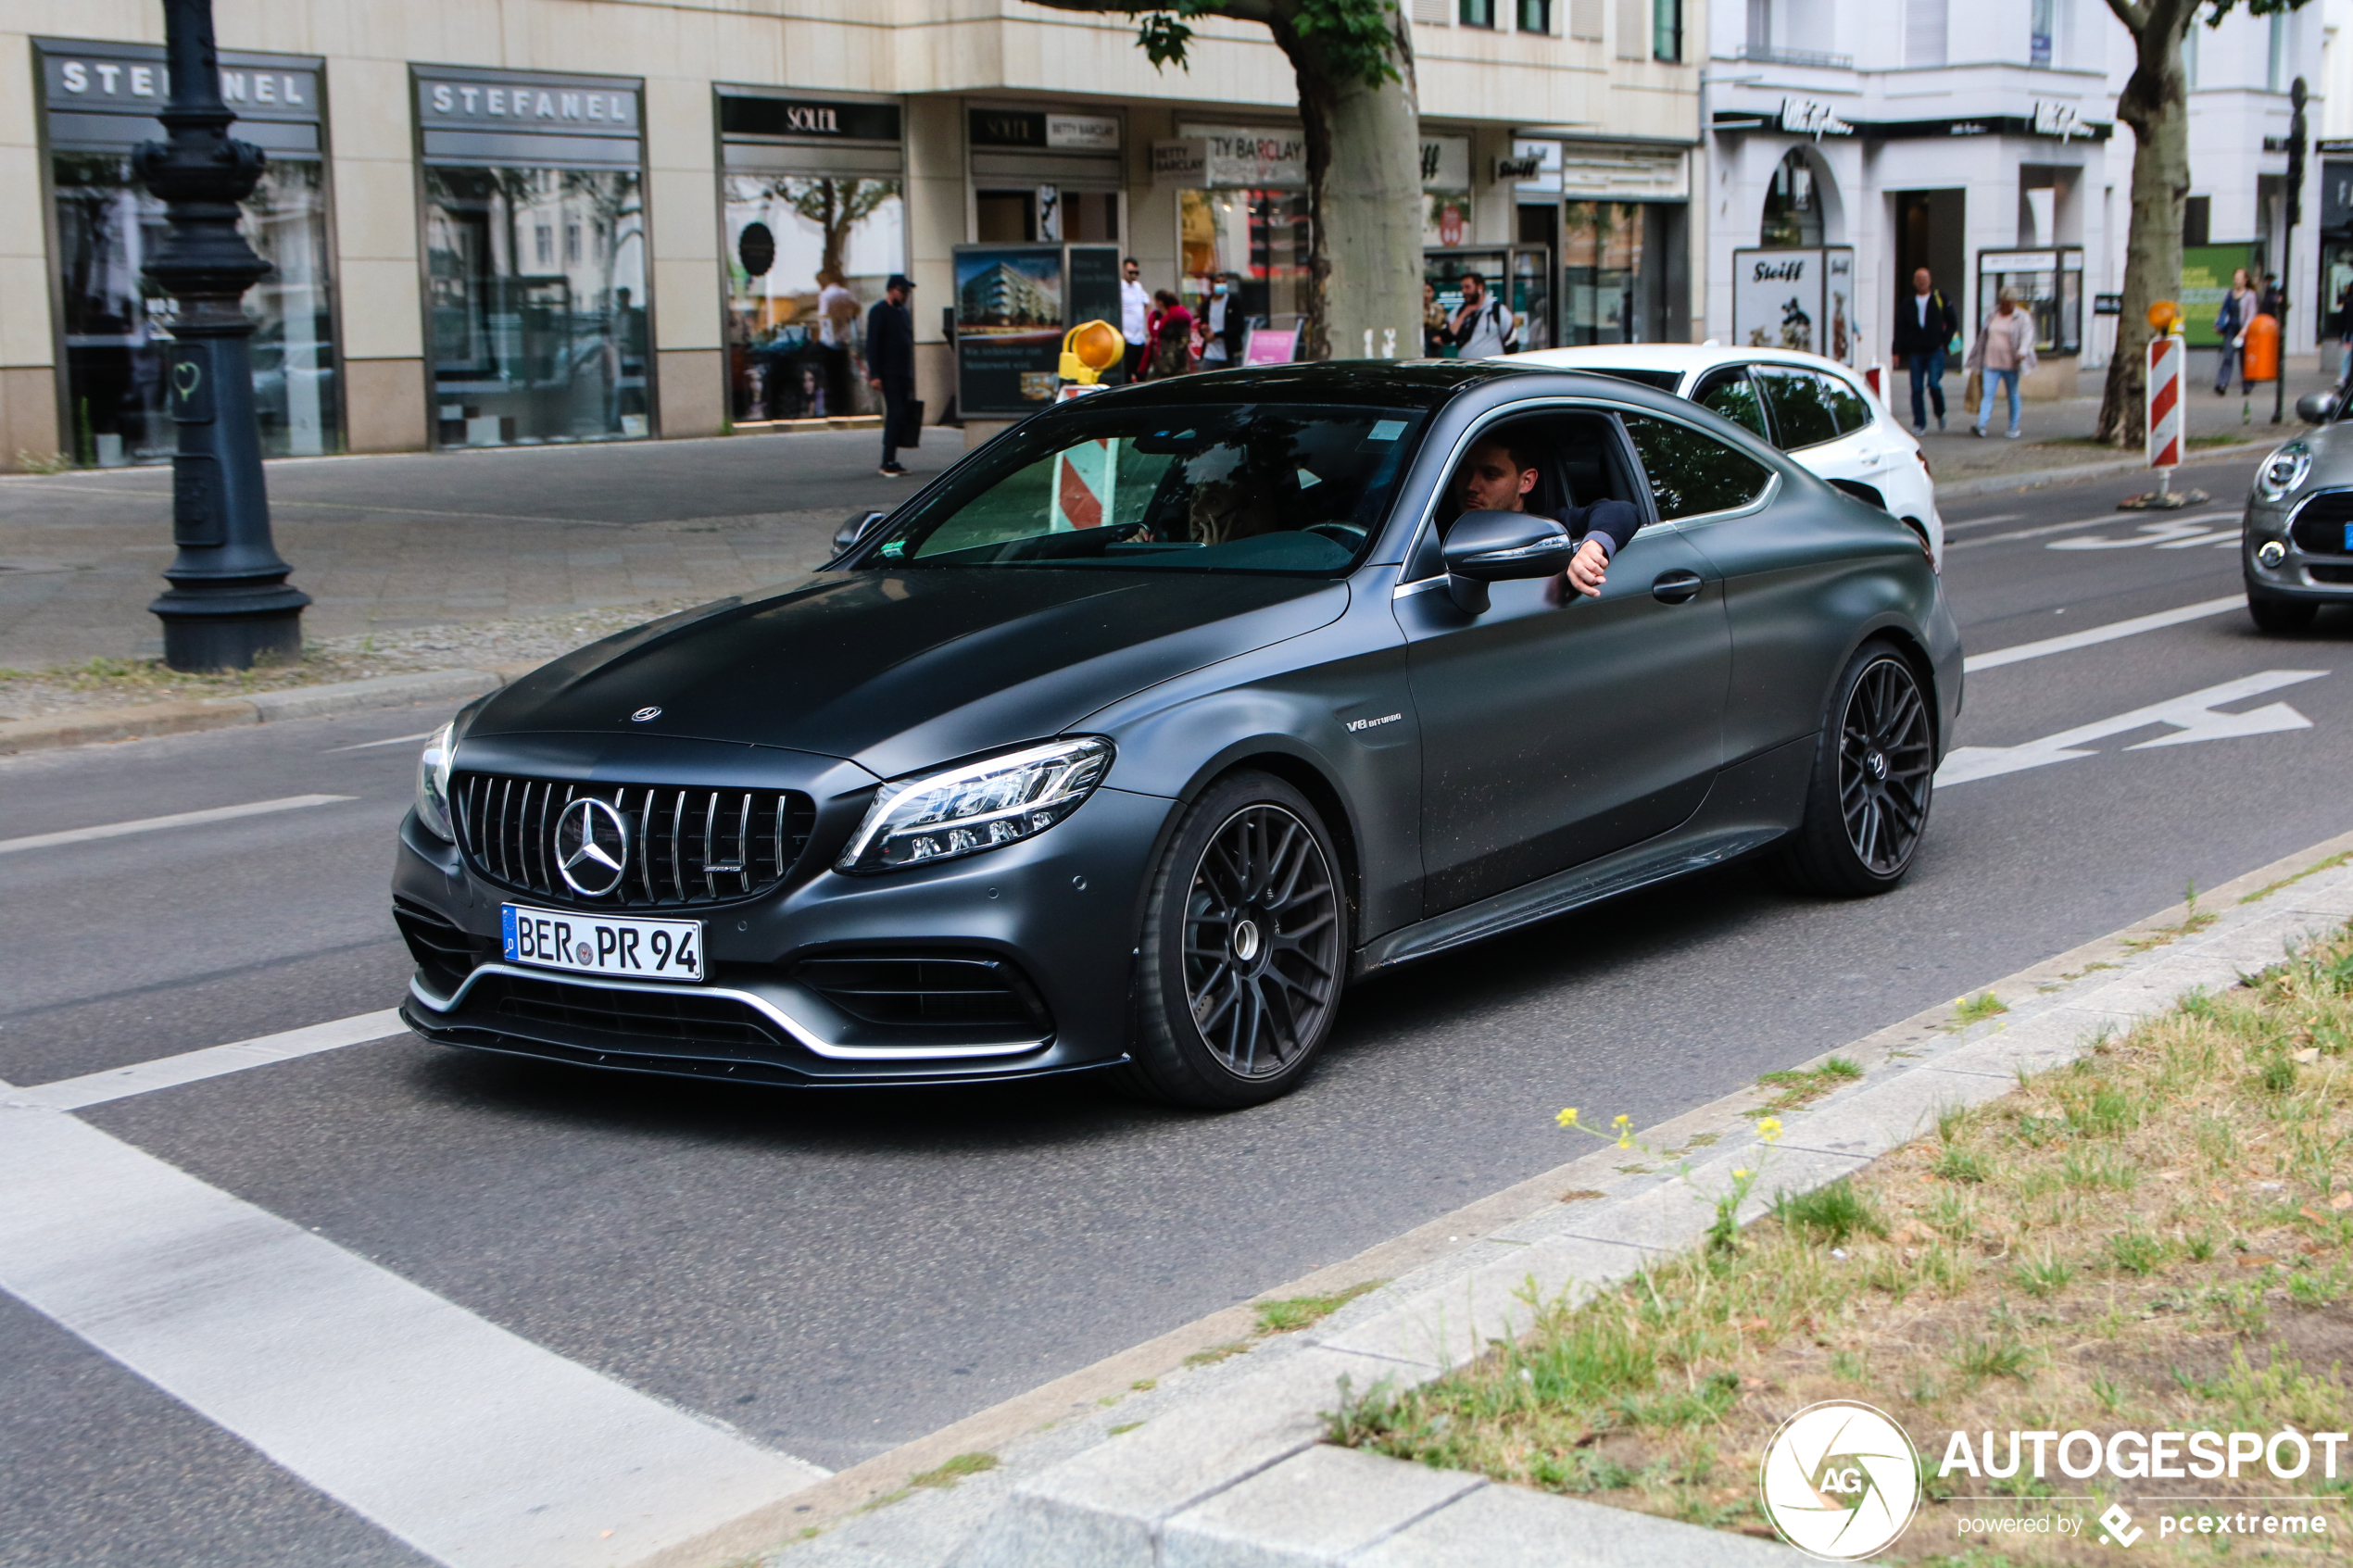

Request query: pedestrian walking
[
  {"left": 1965, "top": 289, "right": 2037, "bottom": 439},
  {"left": 1199, "top": 273, "right": 1246, "bottom": 367},
  {"left": 2335, "top": 279, "right": 2353, "bottom": 388},
  {"left": 1889, "top": 266, "right": 1959, "bottom": 433},
  {"left": 2215, "top": 269, "right": 2255, "bottom": 395},
  {"left": 1450, "top": 271, "right": 1517, "bottom": 358},
  {"left": 1422, "top": 282, "right": 1451, "bottom": 358},
  {"left": 1146, "top": 289, "right": 1194, "bottom": 379},
  {"left": 864, "top": 273, "right": 916, "bottom": 477},
  {"left": 1118, "top": 257, "right": 1150, "bottom": 383}
]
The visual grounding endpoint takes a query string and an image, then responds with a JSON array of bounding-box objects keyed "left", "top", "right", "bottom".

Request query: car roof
[
  {"left": 1503, "top": 344, "right": 1869, "bottom": 383},
  {"left": 1020, "top": 358, "right": 1688, "bottom": 419}
]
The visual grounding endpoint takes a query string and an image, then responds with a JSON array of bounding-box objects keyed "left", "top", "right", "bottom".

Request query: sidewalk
[{"left": 0, "top": 361, "right": 2322, "bottom": 685}]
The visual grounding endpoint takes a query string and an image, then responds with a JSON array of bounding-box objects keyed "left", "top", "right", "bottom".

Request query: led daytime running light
[
  {"left": 415, "top": 721, "right": 457, "bottom": 841},
  {"left": 838, "top": 737, "right": 1114, "bottom": 873}
]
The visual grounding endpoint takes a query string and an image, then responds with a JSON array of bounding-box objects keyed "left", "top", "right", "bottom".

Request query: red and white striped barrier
[
  {"left": 1051, "top": 438, "right": 1115, "bottom": 531},
  {"left": 2145, "top": 332, "right": 2183, "bottom": 470}
]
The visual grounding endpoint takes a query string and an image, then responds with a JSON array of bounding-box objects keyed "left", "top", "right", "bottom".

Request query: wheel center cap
[
  {"left": 1232, "top": 919, "right": 1262, "bottom": 963},
  {"left": 1865, "top": 749, "right": 1889, "bottom": 782}
]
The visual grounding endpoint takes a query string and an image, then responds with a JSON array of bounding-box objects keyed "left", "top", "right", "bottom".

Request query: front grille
[
  {"left": 2289, "top": 491, "right": 2353, "bottom": 557},
  {"left": 474, "top": 972, "right": 790, "bottom": 1054},
  {"left": 2309, "top": 564, "right": 2353, "bottom": 583},
  {"left": 789, "top": 952, "right": 1051, "bottom": 1032},
  {"left": 454, "top": 773, "right": 814, "bottom": 909}
]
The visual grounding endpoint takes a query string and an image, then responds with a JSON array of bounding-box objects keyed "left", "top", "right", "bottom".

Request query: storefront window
[
  {"left": 423, "top": 168, "right": 647, "bottom": 446},
  {"left": 723, "top": 175, "right": 902, "bottom": 422},
  {"left": 1563, "top": 201, "right": 1687, "bottom": 346},
  {"left": 43, "top": 43, "right": 339, "bottom": 466},
  {"left": 1178, "top": 188, "right": 1310, "bottom": 327},
  {"left": 1759, "top": 149, "right": 1823, "bottom": 249}
]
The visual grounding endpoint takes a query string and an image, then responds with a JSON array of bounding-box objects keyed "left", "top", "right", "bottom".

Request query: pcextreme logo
[{"left": 1759, "top": 1400, "right": 1923, "bottom": 1560}]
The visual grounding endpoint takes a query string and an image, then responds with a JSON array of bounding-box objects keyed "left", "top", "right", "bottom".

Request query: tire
[
  {"left": 1774, "top": 643, "right": 1935, "bottom": 897},
  {"left": 2247, "top": 588, "right": 2318, "bottom": 634},
  {"left": 1123, "top": 771, "right": 1347, "bottom": 1109}
]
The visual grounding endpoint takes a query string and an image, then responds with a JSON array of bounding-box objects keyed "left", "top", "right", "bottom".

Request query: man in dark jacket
[
  {"left": 1453, "top": 433, "right": 1636, "bottom": 600},
  {"left": 865, "top": 274, "right": 917, "bottom": 477},
  {"left": 1890, "top": 268, "right": 1959, "bottom": 433}
]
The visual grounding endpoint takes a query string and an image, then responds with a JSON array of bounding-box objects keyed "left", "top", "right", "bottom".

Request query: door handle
[{"left": 1651, "top": 569, "right": 1705, "bottom": 605}]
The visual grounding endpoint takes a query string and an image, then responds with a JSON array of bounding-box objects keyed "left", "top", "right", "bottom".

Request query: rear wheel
[
  {"left": 2247, "top": 587, "right": 2318, "bottom": 634},
  {"left": 1775, "top": 644, "right": 1934, "bottom": 897},
  {"left": 1125, "top": 772, "right": 1346, "bottom": 1108}
]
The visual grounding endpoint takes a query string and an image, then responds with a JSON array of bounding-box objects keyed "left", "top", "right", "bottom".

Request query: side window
[
  {"left": 1754, "top": 367, "right": 1842, "bottom": 450},
  {"left": 1820, "top": 373, "right": 1871, "bottom": 437},
  {"left": 1692, "top": 367, "right": 1769, "bottom": 439},
  {"left": 1621, "top": 413, "right": 1775, "bottom": 521}
]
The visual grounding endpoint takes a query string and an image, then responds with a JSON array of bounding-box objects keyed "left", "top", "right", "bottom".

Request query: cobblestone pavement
[{"left": 0, "top": 426, "right": 966, "bottom": 672}]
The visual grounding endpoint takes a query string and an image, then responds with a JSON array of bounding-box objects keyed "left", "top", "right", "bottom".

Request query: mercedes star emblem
[
  {"left": 553, "top": 797, "right": 631, "bottom": 897},
  {"left": 631, "top": 706, "right": 662, "bottom": 722}
]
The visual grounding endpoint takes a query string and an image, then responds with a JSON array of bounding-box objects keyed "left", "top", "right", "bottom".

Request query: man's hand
[
  {"left": 868, "top": 376, "right": 882, "bottom": 389},
  {"left": 1564, "top": 538, "right": 1608, "bottom": 598}
]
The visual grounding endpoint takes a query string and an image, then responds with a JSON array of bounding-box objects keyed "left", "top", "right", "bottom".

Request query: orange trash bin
[{"left": 2243, "top": 311, "right": 2281, "bottom": 384}]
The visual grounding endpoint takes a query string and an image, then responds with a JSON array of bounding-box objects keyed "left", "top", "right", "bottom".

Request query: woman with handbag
[{"left": 1964, "top": 291, "right": 2038, "bottom": 439}]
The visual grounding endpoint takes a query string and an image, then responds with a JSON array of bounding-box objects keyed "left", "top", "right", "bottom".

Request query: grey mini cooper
[{"left": 2246, "top": 389, "right": 2353, "bottom": 631}]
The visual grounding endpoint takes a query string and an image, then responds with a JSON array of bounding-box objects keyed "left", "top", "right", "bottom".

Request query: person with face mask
[{"left": 1199, "top": 272, "right": 1247, "bottom": 367}]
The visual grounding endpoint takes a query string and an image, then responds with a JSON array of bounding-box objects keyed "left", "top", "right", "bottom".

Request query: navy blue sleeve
[{"left": 1562, "top": 497, "right": 1641, "bottom": 561}]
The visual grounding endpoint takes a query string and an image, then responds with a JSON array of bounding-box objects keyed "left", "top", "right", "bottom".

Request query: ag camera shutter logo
[{"left": 1759, "top": 1399, "right": 1922, "bottom": 1559}]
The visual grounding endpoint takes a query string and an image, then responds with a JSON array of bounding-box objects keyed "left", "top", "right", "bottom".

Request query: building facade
[
  {"left": 1706, "top": 0, "right": 2329, "bottom": 402},
  {"left": 0, "top": 0, "right": 1702, "bottom": 471}
]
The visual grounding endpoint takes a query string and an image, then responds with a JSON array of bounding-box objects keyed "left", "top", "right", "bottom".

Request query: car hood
[{"left": 469, "top": 569, "right": 1351, "bottom": 780}]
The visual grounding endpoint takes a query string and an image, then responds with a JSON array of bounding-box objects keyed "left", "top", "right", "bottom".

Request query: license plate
[{"left": 501, "top": 905, "right": 703, "bottom": 982}]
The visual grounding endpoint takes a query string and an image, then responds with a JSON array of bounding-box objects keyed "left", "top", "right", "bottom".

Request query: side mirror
[
  {"left": 1441, "top": 509, "right": 1577, "bottom": 614},
  {"left": 834, "top": 509, "right": 890, "bottom": 553},
  {"left": 2296, "top": 391, "right": 2338, "bottom": 425}
]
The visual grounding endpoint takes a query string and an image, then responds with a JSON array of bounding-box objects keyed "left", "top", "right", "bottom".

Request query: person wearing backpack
[{"left": 1450, "top": 271, "right": 1518, "bottom": 358}]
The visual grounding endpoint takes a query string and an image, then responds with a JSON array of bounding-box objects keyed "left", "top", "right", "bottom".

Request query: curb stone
[
  {"left": 1934, "top": 435, "right": 2272, "bottom": 499},
  {"left": 0, "top": 662, "right": 545, "bottom": 757},
  {"left": 711, "top": 826, "right": 2353, "bottom": 1568}
]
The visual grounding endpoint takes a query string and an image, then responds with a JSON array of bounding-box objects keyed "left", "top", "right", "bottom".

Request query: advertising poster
[
  {"left": 955, "top": 245, "right": 1064, "bottom": 415},
  {"left": 2180, "top": 244, "right": 2261, "bottom": 348},
  {"left": 1065, "top": 245, "right": 1124, "bottom": 340},
  {"left": 1732, "top": 247, "right": 1856, "bottom": 364}
]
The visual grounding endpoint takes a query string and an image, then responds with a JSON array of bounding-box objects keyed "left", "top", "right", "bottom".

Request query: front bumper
[
  {"left": 2244, "top": 491, "right": 2353, "bottom": 600},
  {"left": 394, "top": 776, "right": 1174, "bottom": 1086}
]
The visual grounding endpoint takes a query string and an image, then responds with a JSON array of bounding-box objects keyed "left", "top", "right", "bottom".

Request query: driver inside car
[{"left": 1454, "top": 434, "right": 1636, "bottom": 599}]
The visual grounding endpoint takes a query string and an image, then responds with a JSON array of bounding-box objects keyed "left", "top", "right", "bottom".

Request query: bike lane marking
[
  {"left": 1936, "top": 669, "right": 2325, "bottom": 785},
  {"left": 1962, "top": 596, "right": 2245, "bottom": 673},
  {"left": 17, "top": 1010, "right": 412, "bottom": 1111},
  {"left": 0, "top": 794, "right": 352, "bottom": 855}
]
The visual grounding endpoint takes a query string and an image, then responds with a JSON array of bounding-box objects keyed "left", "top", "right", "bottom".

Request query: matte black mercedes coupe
[{"left": 394, "top": 362, "right": 1963, "bottom": 1107}]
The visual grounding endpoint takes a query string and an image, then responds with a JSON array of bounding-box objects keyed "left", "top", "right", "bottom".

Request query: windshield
[{"left": 855, "top": 402, "right": 1430, "bottom": 574}]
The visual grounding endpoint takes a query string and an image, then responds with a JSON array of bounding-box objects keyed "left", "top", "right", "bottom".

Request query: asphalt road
[{"left": 7, "top": 450, "right": 2351, "bottom": 1566}]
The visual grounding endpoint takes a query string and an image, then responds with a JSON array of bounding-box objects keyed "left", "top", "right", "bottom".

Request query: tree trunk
[
  {"left": 1278, "top": 14, "right": 1423, "bottom": 361},
  {"left": 2096, "top": 1, "right": 2195, "bottom": 447}
]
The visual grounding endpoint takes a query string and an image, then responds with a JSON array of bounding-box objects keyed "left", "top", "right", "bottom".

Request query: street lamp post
[
  {"left": 137, "top": 0, "right": 307, "bottom": 671},
  {"left": 2277, "top": 76, "right": 2307, "bottom": 427}
]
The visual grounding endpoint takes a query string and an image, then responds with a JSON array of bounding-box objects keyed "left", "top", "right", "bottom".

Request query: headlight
[
  {"left": 2256, "top": 444, "right": 2311, "bottom": 502},
  {"left": 415, "top": 721, "right": 457, "bottom": 841},
  {"left": 837, "top": 737, "right": 1113, "bottom": 873}
]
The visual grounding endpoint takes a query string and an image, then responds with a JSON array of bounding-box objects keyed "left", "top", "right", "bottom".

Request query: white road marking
[
  {"left": 0, "top": 794, "right": 353, "bottom": 856},
  {"left": 325, "top": 730, "right": 439, "bottom": 753},
  {"left": 1938, "top": 511, "right": 2022, "bottom": 533},
  {"left": 1945, "top": 510, "right": 2234, "bottom": 552},
  {"left": 0, "top": 1091, "right": 828, "bottom": 1567},
  {"left": 16, "top": 1010, "right": 411, "bottom": 1111},
  {"left": 2048, "top": 517, "right": 2240, "bottom": 550},
  {"left": 1963, "top": 596, "right": 2246, "bottom": 672},
  {"left": 1936, "top": 670, "right": 2324, "bottom": 785}
]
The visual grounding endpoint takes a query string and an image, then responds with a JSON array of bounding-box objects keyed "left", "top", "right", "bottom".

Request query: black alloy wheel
[
  {"left": 1778, "top": 645, "right": 1934, "bottom": 896},
  {"left": 1128, "top": 772, "right": 1346, "bottom": 1107}
]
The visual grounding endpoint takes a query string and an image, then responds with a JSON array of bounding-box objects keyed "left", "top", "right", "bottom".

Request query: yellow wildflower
[
  {"left": 1555, "top": 1108, "right": 1579, "bottom": 1128},
  {"left": 1758, "top": 1117, "right": 1783, "bottom": 1143},
  {"left": 1613, "top": 1113, "right": 1633, "bottom": 1148}
]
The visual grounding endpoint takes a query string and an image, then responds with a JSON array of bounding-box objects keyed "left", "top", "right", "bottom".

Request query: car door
[
  {"left": 1755, "top": 365, "right": 1885, "bottom": 498},
  {"left": 1395, "top": 408, "right": 1730, "bottom": 916},
  {"left": 1691, "top": 364, "right": 1772, "bottom": 444}
]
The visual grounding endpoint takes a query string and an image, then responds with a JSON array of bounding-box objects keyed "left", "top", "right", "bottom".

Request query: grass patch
[
  {"left": 1749, "top": 1056, "right": 1864, "bottom": 1117},
  {"left": 2121, "top": 881, "right": 2220, "bottom": 954},
  {"left": 1951, "top": 992, "right": 2009, "bottom": 1028},
  {"left": 1330, "top": 923, "right": 2353, "bottom": 1560},
  {"left": 1253, "top": 1280, "right": 1384, "bottom": 1336},
  {"left": 907, "top": 1452, "right": 998, "bottom": 1489},
  {"left": 2240, "top": 851, "right": 2352, "bottom": 906},
  {"left": 1184, "top": 1340, "right": 1252, "bottom": 1368}
]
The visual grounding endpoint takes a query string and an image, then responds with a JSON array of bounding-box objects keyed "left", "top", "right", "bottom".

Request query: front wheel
[
  {"left": 2247, "top": 588, "right": 2318, "bottom": 634},
  {"left": 1125, "top": 772, "right": 1347, "bottom": 1109},
  {"left": 1775, "top": 644, "right": 1934, "bottom": 897}
]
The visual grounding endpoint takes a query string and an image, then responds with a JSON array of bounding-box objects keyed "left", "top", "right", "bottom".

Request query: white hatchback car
[{"left": 1501, "top": 344, "right": 1944, "bottom": 571}]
